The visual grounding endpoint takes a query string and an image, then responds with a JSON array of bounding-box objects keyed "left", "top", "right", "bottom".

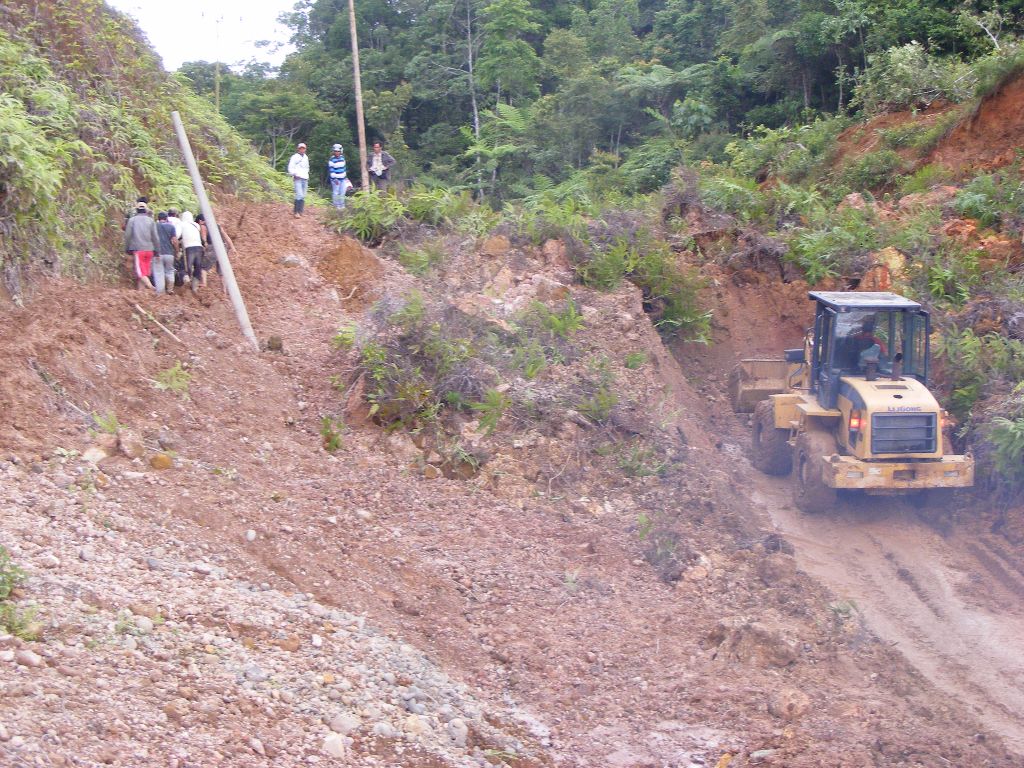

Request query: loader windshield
[{"left": 832, "top": 308, "right": 928, "bottom": 381}]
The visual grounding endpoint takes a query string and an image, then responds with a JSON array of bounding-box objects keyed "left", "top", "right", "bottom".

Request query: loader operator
[
  {"left": 851, "top": 317, "right": 887, "bottom": 357},
  {"left": 840, "top": 315, "right": 888, "bottom": 372}
]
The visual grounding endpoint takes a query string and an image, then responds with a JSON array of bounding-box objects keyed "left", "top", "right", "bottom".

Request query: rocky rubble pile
[{"left": 0, "top": 457, "right": 544, "bottom": 767}]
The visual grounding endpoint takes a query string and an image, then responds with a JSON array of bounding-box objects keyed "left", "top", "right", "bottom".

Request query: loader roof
[{"left": 808, "top": 291, "right": 922, "bottom": 311}]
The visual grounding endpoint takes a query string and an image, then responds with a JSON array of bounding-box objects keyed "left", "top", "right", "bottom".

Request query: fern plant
[
  {"left": 320, "top": 417, "right": 345, "bottom": 452},
  {"left": 519, "top": 194, "right": 591, "bottom": 243},
  {"left": 953, "top": 172, "right": 1024, "bottom": 227},
  {"left": 0, "top": 545, "right": 24, "bottom": 602},
  {"left": 537, "top": 299, "right": 585, "bottom": 339},
  {"left": 578, "top": 239, "right": 637, "bottom": 290},
  {"left": 577, "top": 385, "right": 618, "bottom": 423},
  {"left": 406, "top": 186, "right": 453, "bottom": 226},
  {"left": 153, "top": 361, "right": 191, "bottom": 398},
  {"left": 331, "top": 323, "right": 358, "bottom": 350},
  {"left": 397, "top": 243, "right": 444, "bottom": 276},
  {"left": 91, "top": 411, "right": 122, "bottom": 435},
  {"left": 340, "top": 191, "right": 407, "bottom": 244},
  {"left": 471, "top": 389, "right": 510, "bottom": 435},
  {"left": 512, "top": 337, "right": 548, "bottom": 379},
  {"left": 699, "top": 173, "right": 768, "bottom": 220},
  {"left": 991, "top": 416, "right": 1024, "bottom": 486}
]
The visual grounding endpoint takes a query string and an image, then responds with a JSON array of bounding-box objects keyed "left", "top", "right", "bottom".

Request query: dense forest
[
  {"left": 180, "top": 0, "right": 1024, "bottom": 196},
  {"left": 174, "top": 1, "right": 1024, "bottom": 495}
]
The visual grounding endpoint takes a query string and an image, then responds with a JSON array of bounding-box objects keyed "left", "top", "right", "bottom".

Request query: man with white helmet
[{"left": 328, "top": 143, "right": 349, "bottom": 209}]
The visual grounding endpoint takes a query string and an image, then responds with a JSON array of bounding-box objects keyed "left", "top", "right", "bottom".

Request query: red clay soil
[
  {"left": 317, "top": 237, "right": 386, "bottom": 309},
  {"left": 929, "top": 74, "right": 1024, "bottom": 172},
  {"left": 830, "top": 72, "right": 1024, "bottom": 177},
  {"left": 831, "top": 101, "right": 959, "bottom": 170},
  {"left": 677, "top": 266, "right": 812, "bottom": 372}
]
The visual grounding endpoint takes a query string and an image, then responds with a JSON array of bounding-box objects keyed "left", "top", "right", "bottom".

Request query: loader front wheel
[
  {"left": 752, "top": 400, "right": 792, "bottom": 476},
  {"left": 792, "top": 431, "right": 837, "bottom": 514}
]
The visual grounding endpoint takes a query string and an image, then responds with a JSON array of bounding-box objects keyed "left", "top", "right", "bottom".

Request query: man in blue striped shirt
[{"left": 328, "top": 144, "right": 348, "bottom": 209}]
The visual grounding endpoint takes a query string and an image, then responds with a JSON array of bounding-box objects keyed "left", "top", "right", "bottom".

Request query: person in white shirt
[
  {"left": 287, "top": 142, "right": 310, "bottom": 218},
  {"left": 166, "top": 208, "right": 183, "bottom": 240},
  {"left": 179, "top": 211, "right": 205, "bottom": 293}
]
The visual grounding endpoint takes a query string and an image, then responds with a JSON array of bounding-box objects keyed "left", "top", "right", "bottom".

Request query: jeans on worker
[
  {"left": 185, "top": 246, "right": 204, "bottom": 288},
  {"left": 293, "top": 177, "right": 308, "bottom": 215},
  {"left": 330, "top": 178, "right": 347, "bottom": 209},
  {"left": 153, "top": 253, "right": 175, "bottom": 294},
  {"left": 151, "top": 253, "right": 165, "bottom": 294}
]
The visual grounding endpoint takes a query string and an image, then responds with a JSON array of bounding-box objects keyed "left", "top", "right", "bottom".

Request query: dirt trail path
[{"left": 749, "top": 476, "right": 1024, "bottom": 753}]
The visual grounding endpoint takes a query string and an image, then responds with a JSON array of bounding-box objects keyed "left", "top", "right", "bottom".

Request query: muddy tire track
[
  {"left": 749, "top": 478, "right": 1024, "bottom": 753},
  {"left": 965, "top": 538, "right": 1024, "bottom": 604}
]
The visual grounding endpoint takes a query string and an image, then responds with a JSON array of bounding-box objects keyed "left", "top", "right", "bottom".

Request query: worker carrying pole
[{"left": 170, "top": 111, "right": 259, "bottom": 352}]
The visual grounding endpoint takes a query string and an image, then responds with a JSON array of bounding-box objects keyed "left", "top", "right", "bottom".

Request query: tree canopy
[{"left": 178, "top": 0, "right": 1024, "bottom": 198}]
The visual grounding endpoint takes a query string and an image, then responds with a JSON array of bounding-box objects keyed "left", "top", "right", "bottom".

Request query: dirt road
[
  {"left": 697, "top": 273, "right": 1024, "bottom": 757},
  {"left": 749, "top": 478, "right": 1024, "bottom": 753}
]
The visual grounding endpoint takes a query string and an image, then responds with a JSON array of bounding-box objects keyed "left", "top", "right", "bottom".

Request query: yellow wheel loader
[{"left": 731, "top": 291, "right": 974, "bottom": 513}]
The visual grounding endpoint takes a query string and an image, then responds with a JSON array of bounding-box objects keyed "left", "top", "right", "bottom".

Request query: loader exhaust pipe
[{"left": 891, "top": 352, "right": 903, "bottom": 381}]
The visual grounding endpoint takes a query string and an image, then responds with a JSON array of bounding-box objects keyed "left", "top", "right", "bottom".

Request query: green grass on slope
[{"left": 0, "top": 1, "right": 287, "bottom": 277}]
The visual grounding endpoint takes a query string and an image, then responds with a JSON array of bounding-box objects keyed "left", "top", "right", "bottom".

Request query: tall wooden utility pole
[
  {"left": 348, "top": 0, "right": 369, "bottom": 190},
  {"left": 208, "top": 14, "right": 224, "bottom": 113},
  {"left": 171, "top": 111, "right": 258, "bottom": 352}
]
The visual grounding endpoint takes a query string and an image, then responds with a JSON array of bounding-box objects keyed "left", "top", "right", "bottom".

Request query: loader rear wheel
[
  {"left": 752, "top": 400, "right": 792, "bottom": 476},
  {"left": 792, "top": 431, "right": 837, "bottom": 514}
]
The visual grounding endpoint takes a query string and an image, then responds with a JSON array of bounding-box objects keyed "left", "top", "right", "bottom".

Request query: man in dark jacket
[
  {"left": 368, "top": 141, "right": 396, "bottom": 191},
  {"left": 154, "top": 212, "right": 179, "bottom": 295}
]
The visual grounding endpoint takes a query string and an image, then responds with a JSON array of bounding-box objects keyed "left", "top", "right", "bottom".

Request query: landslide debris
[{"left": 0, "top": 201, "right": 1018, "bottom": 767}]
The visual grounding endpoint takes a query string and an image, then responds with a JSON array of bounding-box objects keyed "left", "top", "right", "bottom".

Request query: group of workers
[
  {"left": 123, "top": 198, "right": 234, "bottom": 294},
  {"left": 123, "top": 140, "right": 398, "bottom": 290}
]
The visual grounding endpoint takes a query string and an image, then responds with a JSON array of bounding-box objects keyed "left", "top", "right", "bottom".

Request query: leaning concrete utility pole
[
  {"left": 171, "top": 111, "right": 259, "bottom": 352},
  {"left": 348, "top": 0, "right": 370, "bottom": 190}
]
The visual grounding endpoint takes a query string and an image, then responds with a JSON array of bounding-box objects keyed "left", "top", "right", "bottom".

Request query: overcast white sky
[{"left": 107, "top": 0, "right": 296, "bottom": 71}]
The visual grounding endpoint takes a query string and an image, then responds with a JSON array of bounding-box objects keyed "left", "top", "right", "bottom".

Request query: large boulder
[{"left": 706, "top": 619, "right": 800, "bottom": 668}]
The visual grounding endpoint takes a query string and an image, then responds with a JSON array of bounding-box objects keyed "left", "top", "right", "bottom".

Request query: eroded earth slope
[{"left": 0, "top": 202, "right": 1019, "bottom": 767}]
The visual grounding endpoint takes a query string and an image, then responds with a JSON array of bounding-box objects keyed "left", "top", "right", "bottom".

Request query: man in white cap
[
  {"left": 287, "top": 142, "right": 310, "bottom": 218},
  {"left": 123, "top": 201, "right": 159, "bottom": 290},
  {"left": 327, "top": 143, "right": 348, "bottom": 209}
]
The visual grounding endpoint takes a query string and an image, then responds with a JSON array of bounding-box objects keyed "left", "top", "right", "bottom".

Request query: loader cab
[{"left": 808, "top": 291, "right": 930, "bottom": 409}]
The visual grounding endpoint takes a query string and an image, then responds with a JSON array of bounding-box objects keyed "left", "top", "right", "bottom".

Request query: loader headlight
[
  {"left": 944, "top": 470, "right": 959, "bottom": 478},
  {"left": 846, "top": 470, "right": 864, "bottom": 479}
]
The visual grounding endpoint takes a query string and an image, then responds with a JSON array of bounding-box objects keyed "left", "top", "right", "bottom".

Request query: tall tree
[{"left": 477, "top": 0, "right": 543, "bottom": 103}]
